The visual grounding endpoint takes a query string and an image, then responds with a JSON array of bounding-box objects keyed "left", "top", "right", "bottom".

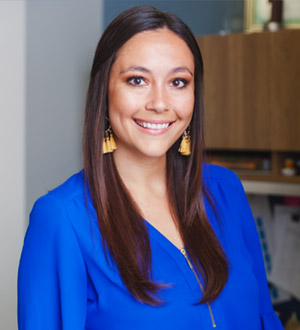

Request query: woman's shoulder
[
  {"left": 46, "top": 170, "right": 85, "bottom": 204},
  {"left": 202, "top": 163, "right": 242, "bottom": 188},
  {"left": 34, "top": 169, "right": 84, "bottom": 204},
  {"left": 29, "top": 170, "right": 89, "bottom": 228},
  {"left": 202, "top": 164, "right": 247, "bottom": 212}
]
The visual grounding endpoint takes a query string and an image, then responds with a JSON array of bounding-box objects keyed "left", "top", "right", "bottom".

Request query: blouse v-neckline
[{"left": 143, "top": 219, "right": 185, "bottom": 256}]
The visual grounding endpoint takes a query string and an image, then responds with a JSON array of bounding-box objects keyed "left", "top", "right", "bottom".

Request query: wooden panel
[
  {"left": 235, "top": 33, "right": 270, "bottom": 149},
  {"left": 197, "top": 35, "right": 236, "bottom": 149},
  {"left": 269, "top": 30, "right": 300, "bottom": 151},
  {"left": 197, "top": 33, "right": 270, "bottom": 150}
]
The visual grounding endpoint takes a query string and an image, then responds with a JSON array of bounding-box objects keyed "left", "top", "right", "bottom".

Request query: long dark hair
[{"left": 83, "top": 5, "right": 228, "bottom": 305}]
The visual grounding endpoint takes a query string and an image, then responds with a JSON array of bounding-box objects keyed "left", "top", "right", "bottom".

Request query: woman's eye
[
  {"left": 171, "top": 78, "right": 188, "bottom": 88},
  {"left": 127, "top": 76, "right": 146, "bottom": 86}
]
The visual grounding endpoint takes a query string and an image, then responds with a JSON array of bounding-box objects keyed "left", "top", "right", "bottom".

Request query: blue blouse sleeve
[
  {"left": 234, "top": 177, "right": 284, "bottom": 330},
  {"left": 18, "top": 195, "right": 87, "bottom": 330}
]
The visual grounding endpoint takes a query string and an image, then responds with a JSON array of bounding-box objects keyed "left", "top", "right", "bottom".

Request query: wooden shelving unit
[
  {"left": 238, "top": 151, "right": 299, "bottom": 184},
  {"left": 207, "top": 150, "right": 300, "bottom": 185},
  {"left": 197, "top": 30, "right": 300, "bottom": 194}
]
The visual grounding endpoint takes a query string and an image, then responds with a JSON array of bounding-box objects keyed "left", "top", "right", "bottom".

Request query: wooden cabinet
[
  {"left": 197, "top": 30, "right": 300, "bottom": 151},
  {"left": 196, "top": 30, "right": 300, "bottom": 184},
  {"left": 197, "top": 33, "right": 270, "bottom": 150}
]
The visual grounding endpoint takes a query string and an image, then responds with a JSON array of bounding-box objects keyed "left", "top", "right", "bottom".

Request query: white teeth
[{"left": 136, "top": 121, "right": 170, "bottom": 129}]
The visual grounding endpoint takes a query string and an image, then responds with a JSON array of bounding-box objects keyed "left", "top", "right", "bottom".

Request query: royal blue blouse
[{"left": 18, "top": 165, "right": 284, "bottom": 329}]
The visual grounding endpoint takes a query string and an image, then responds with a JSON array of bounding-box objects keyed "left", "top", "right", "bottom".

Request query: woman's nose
[{"left": 145, "top": 85, "right": 170, "bottom": 113}]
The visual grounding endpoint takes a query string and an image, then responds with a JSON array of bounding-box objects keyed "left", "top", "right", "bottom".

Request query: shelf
[
  {"left": 242, "top": 180, "right": 300, "bottom": 197},
  {"left": 206, "top": 150, "right": 300, "bottom": 187}
]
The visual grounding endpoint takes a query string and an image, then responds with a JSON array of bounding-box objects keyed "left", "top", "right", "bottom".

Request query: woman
[{"left": 18, "top": 6, "right": 283, "bottom": 330}]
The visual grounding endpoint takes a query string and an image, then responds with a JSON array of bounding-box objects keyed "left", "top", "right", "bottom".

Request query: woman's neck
[{"left": 112, "top": 149, "right": 167, "bottom": 196}]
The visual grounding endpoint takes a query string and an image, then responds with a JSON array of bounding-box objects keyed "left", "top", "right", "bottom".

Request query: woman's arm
[{"left": 18, "top": 195, "right": 87, "bottom": 330}]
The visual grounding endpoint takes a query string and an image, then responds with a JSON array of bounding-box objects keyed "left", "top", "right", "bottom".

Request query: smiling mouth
[{"left": 134, "top": 120, "right": 173, "bottom": 130}]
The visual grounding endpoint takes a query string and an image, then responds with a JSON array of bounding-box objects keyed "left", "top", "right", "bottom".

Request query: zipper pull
[{"left": 180, "top": 248, "right": 193, "bottom": 269}]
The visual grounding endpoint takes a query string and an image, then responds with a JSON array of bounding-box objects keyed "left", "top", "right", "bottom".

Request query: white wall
[
  {"left": 26, "top": 0, "right": 103, "bottom": 215},
  {"left": 0, "top": 2, "right": 26, "bottom": 329},
  {"left": 0, "top": 1, "right": 103, "bottom": 329}
]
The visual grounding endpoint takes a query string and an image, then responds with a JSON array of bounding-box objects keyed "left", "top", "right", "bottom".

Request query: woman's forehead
[{"left": 112, "top": 28, "right": 194, "bottom": 73}]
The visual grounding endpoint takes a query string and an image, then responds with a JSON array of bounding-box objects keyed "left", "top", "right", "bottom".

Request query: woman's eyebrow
[
  {"left": 170, "top": 66, "right": 194, "bottom": 77},
  {"left": 120, "top": 66, "right": 150, "bottom": 75},
  {"left": 120, "top": 65, "right": 193, "bottom": 77}
]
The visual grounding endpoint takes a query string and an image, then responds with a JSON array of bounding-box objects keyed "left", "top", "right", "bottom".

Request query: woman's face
[{"left": 108, "top": 28, "right": 195, "bottom": 160}]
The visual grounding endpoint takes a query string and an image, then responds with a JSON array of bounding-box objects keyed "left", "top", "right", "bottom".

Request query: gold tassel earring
[
  {"left": 178, "top": 128, "right": 191, "bottom": 156},
  {"left": 103, "top": 126, "right": 117, "bottom": 154}
]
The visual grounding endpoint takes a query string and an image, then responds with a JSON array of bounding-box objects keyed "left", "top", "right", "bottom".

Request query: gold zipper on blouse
[{"left": 180, "top": 248, "right": 217, "bottom": 328}]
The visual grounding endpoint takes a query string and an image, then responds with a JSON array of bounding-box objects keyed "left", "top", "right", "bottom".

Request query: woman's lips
[{"left": 134, "top": 119, "right": 174, "bottom": 131}]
